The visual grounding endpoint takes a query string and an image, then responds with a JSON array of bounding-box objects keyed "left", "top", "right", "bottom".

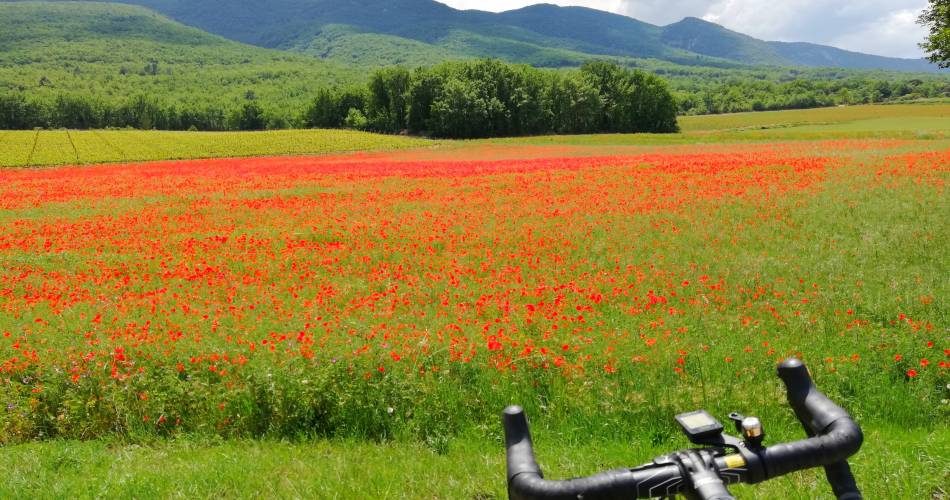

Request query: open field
[
  {"left": 1, "top": 104, "right": 948, "bottom": 168},
  {"left": 677, "top": 103, "right": 950, "bottom": 132},
  {"left": 0, "top": 129, "right": 435, "bottom": 168},
  {"left": 0, "top": 106, "right": 947, "bottom": 498},
  {"left": 490, "top": 103, "right": 950, "bottom": 146}
]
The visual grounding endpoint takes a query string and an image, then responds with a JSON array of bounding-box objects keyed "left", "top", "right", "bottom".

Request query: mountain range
[
  {"left": 1, "top": 1, "right": 947, "bottom": 128},
  {"left": 27, "top": 0, "right": 939, "bottom": 73}
]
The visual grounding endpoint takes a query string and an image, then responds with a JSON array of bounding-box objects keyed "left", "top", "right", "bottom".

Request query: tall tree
[
  {"left": 366, "top": 67, "right": 411, "bottom": 133},
  {"left": 920, "top": 0, "right": 950, "bottom": 67}
]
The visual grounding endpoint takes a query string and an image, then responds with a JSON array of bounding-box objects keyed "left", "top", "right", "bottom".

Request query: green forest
[
  {"left": 306, "top": 60, "right": 679, "bottom": 137},
  {"left": 4, "top": 57, "right": 947, "bottom": 136},
  {"left": 0, "top": 60, "right": 680, "bottom": 137}
]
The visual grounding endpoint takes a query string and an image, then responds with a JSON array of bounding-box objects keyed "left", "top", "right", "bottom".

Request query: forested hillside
[
  {"left": 0, "top": 2, "right": 355, "bottom": 120},
  {"left": 30, "top": 0, "right": 943, "bottom": 73}
]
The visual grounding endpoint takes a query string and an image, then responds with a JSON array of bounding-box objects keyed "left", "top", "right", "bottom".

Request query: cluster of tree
[
  {"left": 675, "top": 77, "right": 950, "bottom": 115},
  {"left": 920, "top": 0, "right": 950, "bottom": 68},
  {"left": 0, "top": 93, "right": 271, "bottom": 131},
  {"left": 302, "top": 60, "right": 679, "bottom": 137},
  {"left": 0, "top": 60, "right": 679, "bottom": 136},
  {"left": 2, "top": 57, "right": 948, "bottom": 135}
]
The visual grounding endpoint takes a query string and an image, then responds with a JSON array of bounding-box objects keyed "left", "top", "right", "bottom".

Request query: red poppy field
[
  {"left": 0, "top": 138, "right": 944, "bottom": 442},
  {"left": 0, "top": 139, "right": 946, "bottom": 476}
]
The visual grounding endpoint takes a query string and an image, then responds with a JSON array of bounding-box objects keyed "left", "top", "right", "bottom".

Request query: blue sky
[{"left": 437, "top": 0, "right": 929, "bottom": 59}]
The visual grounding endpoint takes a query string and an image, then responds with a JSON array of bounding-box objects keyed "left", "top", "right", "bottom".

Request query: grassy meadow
[
  {"left": 0, "top": 105, "right": 946, "bottom": 499},
  {"left": 1, "top": 103, "right": 946, "bottom": 168},
  {"left": 676, "top": 102, "right": 950, "bottom": 132}
]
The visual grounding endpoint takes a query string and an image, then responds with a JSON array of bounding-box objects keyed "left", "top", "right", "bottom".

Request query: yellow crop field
[
  {"left": 0, "top": 129, "right": 436, "bottom": 167},
  {"left": 2, "top": 104, "right": 948, "bottom": 168}
]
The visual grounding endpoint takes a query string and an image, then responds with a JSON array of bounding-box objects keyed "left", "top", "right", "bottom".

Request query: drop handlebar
[{"left": 503, "top": 358, "right": 863, "bottom": 500}]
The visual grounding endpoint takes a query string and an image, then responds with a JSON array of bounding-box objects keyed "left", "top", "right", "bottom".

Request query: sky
[{"left": 436, "top": 0, "right": 929, "bottom": 59}]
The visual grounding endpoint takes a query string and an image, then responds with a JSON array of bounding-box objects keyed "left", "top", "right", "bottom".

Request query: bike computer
[{"left": 675, "top": 410, "right": 724, "bottom": 440}]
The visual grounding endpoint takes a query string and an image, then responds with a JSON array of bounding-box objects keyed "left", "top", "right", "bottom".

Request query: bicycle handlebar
[
  {"left": 772, "top": 358, "right": 863, "bottom": 499},
  {"left": 504, "top": 358, "right": 863, "bottom": 500}
]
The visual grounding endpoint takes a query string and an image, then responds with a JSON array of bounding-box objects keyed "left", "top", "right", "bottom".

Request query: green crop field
[{"left": 677, "top": 102, "right": 950, "bottom": 132}]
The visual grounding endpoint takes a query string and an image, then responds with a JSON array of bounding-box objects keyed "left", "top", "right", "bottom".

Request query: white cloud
[
  {"left": 829, "top": 8, "right": 928, "bottom": 58},
  {"left": 436, "top": 0, "right": 930, "bottom": 58}
]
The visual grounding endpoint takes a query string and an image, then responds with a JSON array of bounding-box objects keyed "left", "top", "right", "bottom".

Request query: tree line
[
  {"left": 305, "top": 60, "right": 679, "bottom": 137},
  {"left": 675, "top": 77, "right": 950, "bottom": 115},
  {"left": 0, "top": 60, "right": 680, "bottom": 136},
  {"left": 2, "top": 58, "right": 947, "bottom": 135},
  {"left": 0, "top": 93, "right": 259, "bottom": 132}
]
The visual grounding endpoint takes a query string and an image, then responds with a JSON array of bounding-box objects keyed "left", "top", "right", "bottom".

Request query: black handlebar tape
[
  {"left": 774, "top": 358, "right": 864, "bottom": 499},
  {"left": 681, "top": 451, "right": 736, "bottom": 500},
  {"left": 824, "top": 461, "right": 862, "bottom": 500},
  {"left": 691, "top": 469, "right": 736, "bottom": 500},
  {"left": 504, "top": 406, "right": 681, "bottom": 500},
  {"left": 504, "top": 406, "right": 543, "bottom": 483},
  {"left": 777, "top": 359, "right": 849, "bottom": 432}
]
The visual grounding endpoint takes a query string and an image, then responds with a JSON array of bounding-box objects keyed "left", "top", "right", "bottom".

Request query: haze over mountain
[{"left": 31, "top": 0, "right": 941, "bottom": 72}]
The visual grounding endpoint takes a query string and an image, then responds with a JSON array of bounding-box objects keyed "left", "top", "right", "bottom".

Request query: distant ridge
[{"left": 0, "top": 0, "right": 942, "bottom": 72}]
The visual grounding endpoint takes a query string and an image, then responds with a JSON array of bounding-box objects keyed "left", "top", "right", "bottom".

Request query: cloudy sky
[{"left": 437, "top": 0, "right": 929, "bottom": 59}]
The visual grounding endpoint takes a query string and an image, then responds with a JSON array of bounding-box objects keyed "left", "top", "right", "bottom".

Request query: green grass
[
  {"left": 0, "top": 105, "right": 947, "bottom": 498},
  {"left": 0, "top": 425, "right": 946, "bottom": 499},
  {"left": 0, "top": 129, "right": 437, "bottom": 167},
  {"left": 677, "top": 103, "right": 950, "bottom": 132},
  {"left": 802, "top": 117, "right": 950, "bottom": 132},
  {"left": 483, "top": 103, "right": 950, "bottom": 146}
]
